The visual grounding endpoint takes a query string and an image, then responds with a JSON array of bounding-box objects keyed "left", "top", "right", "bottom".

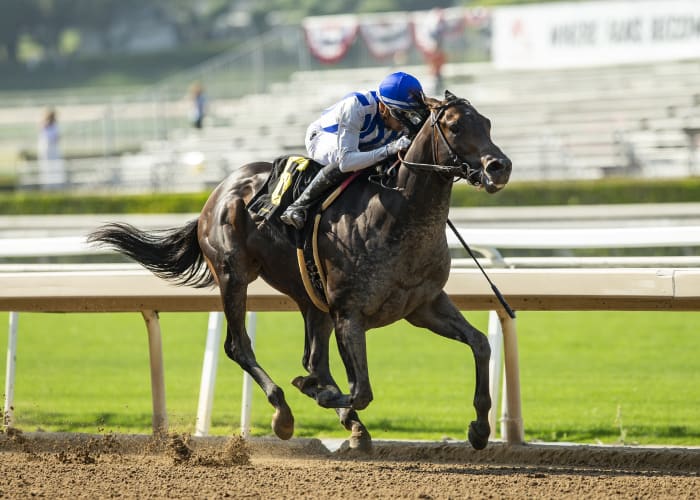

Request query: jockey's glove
[{"left": 385, "top": 136, "right": 412, "bottom": 156}]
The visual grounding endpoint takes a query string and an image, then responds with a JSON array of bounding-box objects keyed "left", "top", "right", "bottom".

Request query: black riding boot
[{"left": 280, "top": 163, "right": 346, "bottom": 229}]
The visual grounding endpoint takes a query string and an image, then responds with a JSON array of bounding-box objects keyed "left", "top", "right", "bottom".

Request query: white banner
[{"left": 492, "top": 0, "right": 700, "bottom": 69}]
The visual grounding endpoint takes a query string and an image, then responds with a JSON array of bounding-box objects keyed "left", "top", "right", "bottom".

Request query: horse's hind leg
[
  {"left": 201, "top": 200, "right": 294, "bottom": 440},
  {"left": 292, "top": 308, "right": 371, "bottom": 450},
  {"left": 406, "top": 291, "right": 491, "bottom": 450},
  {"left": 335, "top": 408, "right": 371, "bottom": 451},
  {"left": 221, "top": 307, "right": 294, "bottom": 440},
  {"left": 219, "top": 270, "right": 294, "bottom": 439}
]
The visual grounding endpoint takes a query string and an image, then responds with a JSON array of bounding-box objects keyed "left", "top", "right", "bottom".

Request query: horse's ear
[
  {"left": 423, "top": 95, "right": 441, "bottom": 109},
  {"left": 444, "top": 89, "right": 457, "bottom": 101}
]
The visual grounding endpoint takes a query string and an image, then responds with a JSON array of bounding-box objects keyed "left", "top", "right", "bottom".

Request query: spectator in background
[
  {"left": 190, "top": 82, "right": 207, "bottom": 129},
  {"left": 427, "top": 46, "right": 446, "bottom": 96},
  {"left": 424, "top": 9, "right": 447, "bottom": 96},
  {"left": 37, "top": 108, "right": 66, "bottom": 189}
]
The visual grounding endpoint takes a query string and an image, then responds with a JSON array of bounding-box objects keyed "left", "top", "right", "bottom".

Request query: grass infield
[{"left": 2, "top": 310, "right": 698, "bottom": 446}]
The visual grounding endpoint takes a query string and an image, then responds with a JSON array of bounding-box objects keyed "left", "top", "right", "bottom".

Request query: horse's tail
[{"left": 88, "top": 219, "right": 214, "bottom": 288}]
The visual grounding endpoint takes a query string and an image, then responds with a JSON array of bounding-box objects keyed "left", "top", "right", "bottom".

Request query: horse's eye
[{"left": 448, "top": 122, "right": 461, "bottom": 134}]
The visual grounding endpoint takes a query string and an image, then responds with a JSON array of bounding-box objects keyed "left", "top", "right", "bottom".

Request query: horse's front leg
[
  {"left": 292, "top": 307, "right": 341, "bottom": 404},
  {"left": 333, "top": 315, "right": 373, "bottom": 411},
  {"left": 406, "top": 291, "right": 491, "bottom": 450},
  {"left": 291, "top": 307, "right": 371, "bottom": 450}
]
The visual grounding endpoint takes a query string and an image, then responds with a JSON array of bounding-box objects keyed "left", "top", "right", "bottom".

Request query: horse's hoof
[
  {"left": 348, "top": 424, "right": 372, "bottom": 453},
  {"left": 316, "top": 390, "right": 352, "bottom": 409},
  {"left": 272, "top": 407, "right": 294, "bottom": 440},
  {"left": 292, "top": 375, "right": 319, "bottom": 394},
  {"left": 467, "top": 420, "right": 490, "bottom": 450}
]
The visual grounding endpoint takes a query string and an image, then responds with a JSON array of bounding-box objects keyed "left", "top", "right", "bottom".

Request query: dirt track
[{"left": 1, "top": 430, "right": 698, "bottom": 499}]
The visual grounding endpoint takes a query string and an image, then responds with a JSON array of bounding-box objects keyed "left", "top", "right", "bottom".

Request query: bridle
[
  {"left": 398, "top": 98, "right": 483, "bottom": 187},
  {"left": 397, "top": 99, "right": 516, "bottom": 318}
]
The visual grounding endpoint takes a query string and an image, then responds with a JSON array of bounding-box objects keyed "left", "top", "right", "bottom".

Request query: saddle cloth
[
  {"left": 247, "top": 155, "right": 323, "bottom": 228},
  {"left": 247, "top": 154, "right": 393, "bottom": 310}
]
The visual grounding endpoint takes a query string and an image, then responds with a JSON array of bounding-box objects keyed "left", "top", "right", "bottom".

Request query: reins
[
  {"left": 446, "top": 218, "right": 516, "bottom": 319},
  {"left": 397, "top": 98, "right": 516, "bottom": 319},
  {"left": 397, "top": 99, "right": 483, "bottom": 186}
]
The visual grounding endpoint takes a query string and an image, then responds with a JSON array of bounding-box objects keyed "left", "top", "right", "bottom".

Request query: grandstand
[
  {"left": 5, "top": 21, "right": 700, "bottom": 191},
  {"left": 445, "top": 58, "right": 700, "bottom": 180},
  {"left": 144, "top": 57, "right": 700, "bottom": 188}
]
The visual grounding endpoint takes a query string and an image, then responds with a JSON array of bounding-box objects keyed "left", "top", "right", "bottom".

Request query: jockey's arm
[{"left": 335, "top": 100, "right": 394, "bottom": 173}]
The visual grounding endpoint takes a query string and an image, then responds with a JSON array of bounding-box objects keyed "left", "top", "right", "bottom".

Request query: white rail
[
  {"left": 4, "top": 223, "right": 700, "bottom": 262},
  {"left": 449, "top": 226, "right": 700, "bottom": 250},
  {"left": 3, "top": 208, "right": 700, "bottom": 443},
  {"left": 3, "top": 268, "right": 700, "bottom": 445}
]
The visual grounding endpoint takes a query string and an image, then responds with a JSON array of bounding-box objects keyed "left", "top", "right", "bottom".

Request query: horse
[{"left": 88, "top": 90, "right": 512, "bottom": 451}]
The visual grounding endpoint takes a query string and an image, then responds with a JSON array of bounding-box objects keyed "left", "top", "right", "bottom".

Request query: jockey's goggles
[{"left": 387, "top": 106, "right": 425, "bottom": 127}]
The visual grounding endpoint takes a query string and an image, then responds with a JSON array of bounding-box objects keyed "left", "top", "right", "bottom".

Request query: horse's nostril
[
  {"left": 487, "top": 160, "right": 504, "bottom": 172},
  {"left": 486, "top": 158, "right": 511, "bottom": 172}
]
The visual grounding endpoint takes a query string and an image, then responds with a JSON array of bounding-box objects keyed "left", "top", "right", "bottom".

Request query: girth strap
[{"left": 295, "top": 170, "right": 362, "bottom": 312}]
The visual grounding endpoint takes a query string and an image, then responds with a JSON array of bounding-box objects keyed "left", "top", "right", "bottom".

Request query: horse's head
[{"left": 415, "top": 90, "right": 512, "bottom": 193}]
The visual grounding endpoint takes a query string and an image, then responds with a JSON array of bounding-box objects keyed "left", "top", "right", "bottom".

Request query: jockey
[{"left": 280, "top": 71, "right": 428, "bottom": 230}]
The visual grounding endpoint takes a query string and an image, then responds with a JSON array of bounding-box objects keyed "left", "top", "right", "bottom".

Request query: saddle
[{"left": 247, "top": 155, "right": 365, "bottom": 311}]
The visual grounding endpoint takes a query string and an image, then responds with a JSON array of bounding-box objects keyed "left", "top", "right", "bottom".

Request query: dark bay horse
[{"left": 89, "top": 90, "right": 512, "bottom": 450}]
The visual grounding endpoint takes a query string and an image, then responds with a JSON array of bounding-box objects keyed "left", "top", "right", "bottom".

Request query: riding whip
[{"left": 446, "top": 218, "right": 516, "bottom": 319}]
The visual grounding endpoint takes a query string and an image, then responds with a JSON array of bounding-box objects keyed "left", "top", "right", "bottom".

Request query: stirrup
[{"left": 280, "top": 207, "right": 307, "bottom": 230}]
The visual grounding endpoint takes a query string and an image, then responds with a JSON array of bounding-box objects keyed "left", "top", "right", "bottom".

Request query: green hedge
[
  {"left": 0, "top": 191, "right": 210, "bottom": 215},
  {"left": 451, "top": 177, "right": 700, "bottom": 207},
  {"left": 1, "top": 177, "right": 699, "bottom": 214}
]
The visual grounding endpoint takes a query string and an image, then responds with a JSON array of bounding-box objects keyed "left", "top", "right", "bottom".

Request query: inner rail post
[
  {"left": 498, "top": 309, "right": 524, "bottom": 444},
  {"left": 141, "top": 310, "right": 168, "bottom": 437},
  {"left": 3, "top": 312, "right": 19, "bottom": 429}
]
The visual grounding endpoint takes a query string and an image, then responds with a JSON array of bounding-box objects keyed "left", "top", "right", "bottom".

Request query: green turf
[{"left": 1, "top": 310, "right": 698, "bottom": 445}]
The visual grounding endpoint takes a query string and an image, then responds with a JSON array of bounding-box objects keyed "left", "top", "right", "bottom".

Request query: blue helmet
[{"left": 378, "top": 72, "right": 424, "bottom": 110}]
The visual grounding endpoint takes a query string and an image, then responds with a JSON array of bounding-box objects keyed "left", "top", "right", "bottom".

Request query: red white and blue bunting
[
  {"left": 302, "top": 15, "right": 360, "bottom": 64},
  {"left": 358, "top": 12, "right": 413, "bottom": 60},
  {"left": 302, "top": 7, "right": 491, "bottom": 64}
]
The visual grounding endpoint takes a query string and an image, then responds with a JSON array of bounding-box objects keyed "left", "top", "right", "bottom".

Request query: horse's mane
[{"left": 424, "top": 91, "right": 470, "bottom": 112}]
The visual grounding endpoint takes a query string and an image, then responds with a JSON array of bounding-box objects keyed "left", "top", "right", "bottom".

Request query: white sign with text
[{"left": 492, "top": 0, "right": 700, "bottom": 69}]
